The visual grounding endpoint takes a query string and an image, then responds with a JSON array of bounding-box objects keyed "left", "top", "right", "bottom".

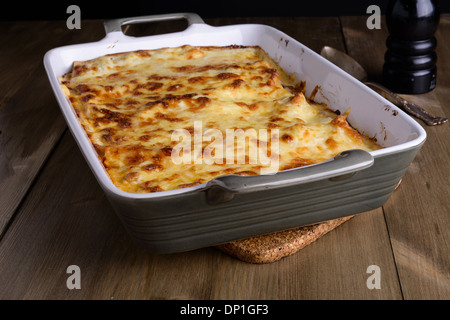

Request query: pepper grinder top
[{"left": 383, "top": 0, "right": 440, "bottom": 94}]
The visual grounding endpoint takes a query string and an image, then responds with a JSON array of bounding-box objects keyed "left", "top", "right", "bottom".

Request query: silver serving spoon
[{"left": 320, "top": 46, "right": 448, "bottom": 126}]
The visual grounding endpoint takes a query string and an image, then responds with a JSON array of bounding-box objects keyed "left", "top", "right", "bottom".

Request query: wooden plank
[
  {"left": 340, "top": 15, "right": 450, "bottom": 300},
  {"left": 0, "top": 134, "right": 401, "bottom": 300},
  {"left": 0, "top": 131, "right": 127, "bottom": 299},
  {"left": 0, "top": 21, "right": 103, "bottom": 108},
  {"left": 0, "top": 65, "right": 66, "bottom": 234},
  {"left": 0, "top": 17, "right": 404, "bottom": 300},
  {"left": 0, "top": 20, "right": 105, "bottom": 237},
  {"left": 210, "top": 211, "right": 401, "bottom": 300}
]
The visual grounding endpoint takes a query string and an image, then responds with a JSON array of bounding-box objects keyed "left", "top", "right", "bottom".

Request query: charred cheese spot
[
  {"left": 176, "top": 181, "right": 204, "bottom": 189},
  {"left": 167, "top": 84, "right": 183, "bottom": 91},
  {"left": 62, "top": 45, "right": 382, "bottom": 193},
  {"left": 270, "top": 116, "right": 284, "bottom": 122},
  {"left": 124, "top": 171, "right": 139, "bottom": 181},
  {"left": 72, "top": 63, "right": 88, "bottom": 77},
  {"left": 188, "top": 76, "right": 205, "bottom": 84},
  {"left": 281, "top": 133, "right": 294, "bottom": 143},
  {"left": 160, "top": 146, "right": 173, "bottom": 156},
  {"left": 230, "top": 79, "right": 245, "bottom": 89},
  {"left": 139, "top": 134, "right": 152, "bottom": 141},
  {"left": 148, "top": 74, "right": 174, "bottom": 81},
  {"left": 142, "top": 182, "right": 164, "bottom": 193},
  {"left": 235, "top": 102, "right": 258, "bottom": 110},
  {"left": 81, "top": 94, "right": 96, "bottom": 103},
  {"left": 136, "top": 50, "right": 151, "bottom": 57},
  {"left": 217, "top": 72, "right": 239, "bottom": 80},
  {"left": 142, "top": 164, "right": 163, "bottom": 172},
  {"left": 326, "top": 137, "right": 338, "bottom": 150}
]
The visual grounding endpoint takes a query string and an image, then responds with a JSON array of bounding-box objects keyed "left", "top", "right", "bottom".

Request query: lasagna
[{"left": 60, "top": 45, "right": 381, "bottom": 193}]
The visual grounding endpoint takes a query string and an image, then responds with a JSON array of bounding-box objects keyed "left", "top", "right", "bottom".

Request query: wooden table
[{"left": 0, "top": 15, "right": 448, "bottom": 301}]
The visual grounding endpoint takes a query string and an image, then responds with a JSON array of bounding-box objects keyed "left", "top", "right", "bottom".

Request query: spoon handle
[{"left": 364, "top": 81, "right": 448, "bottom": 126}]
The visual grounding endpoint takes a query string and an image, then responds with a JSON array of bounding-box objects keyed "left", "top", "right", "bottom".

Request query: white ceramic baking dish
[{"left": 44, "top": 13, "right": 426, "bottom": 253}]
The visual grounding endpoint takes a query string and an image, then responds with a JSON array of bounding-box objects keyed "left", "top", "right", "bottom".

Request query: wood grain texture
[
  {"left": 0, "top": 16, "right": 447, "bottom": 300},
  {"left": 0, "top": 20, "right": 105, "bottom": 237},
  {"left": 0, "top": 131, "right": 400, "bottom": 300},
  {"left": 341, "top": 15, "right": 450, "bottom": 300}
]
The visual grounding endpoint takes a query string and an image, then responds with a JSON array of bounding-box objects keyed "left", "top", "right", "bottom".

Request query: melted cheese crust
[{"left": 61, "top": 45, "right": 381, "bottom": 193}]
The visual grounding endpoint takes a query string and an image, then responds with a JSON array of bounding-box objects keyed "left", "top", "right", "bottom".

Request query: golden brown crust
[{"left": 61, "top": 45, "right": 381, "bottom": 193}]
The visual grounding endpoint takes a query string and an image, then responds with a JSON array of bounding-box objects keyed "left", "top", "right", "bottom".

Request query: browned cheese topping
[{"left": 60, "top": 45, "right": 381, "bottom": 193}]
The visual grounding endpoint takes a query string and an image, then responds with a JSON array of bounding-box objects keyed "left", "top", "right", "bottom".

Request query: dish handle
[
  {"left": 103, "top": 12, "right": 205, "bottom": 35},
  {"left": 206, "top": 149, "right": 374, "bottom": 205}
]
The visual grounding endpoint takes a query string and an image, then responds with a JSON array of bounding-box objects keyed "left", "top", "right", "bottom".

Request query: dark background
[{"left": 2, "top": 0, "right": 450, "bottom": 21}]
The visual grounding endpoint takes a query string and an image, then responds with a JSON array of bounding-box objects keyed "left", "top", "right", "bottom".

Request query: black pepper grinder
[{"left": 383, "top": 0, "right": 440, "bottom": 94}]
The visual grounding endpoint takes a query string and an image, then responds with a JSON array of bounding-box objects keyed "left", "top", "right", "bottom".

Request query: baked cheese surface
[{"left": 61, "top": 45, "right": 381, "bottom": 193}]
